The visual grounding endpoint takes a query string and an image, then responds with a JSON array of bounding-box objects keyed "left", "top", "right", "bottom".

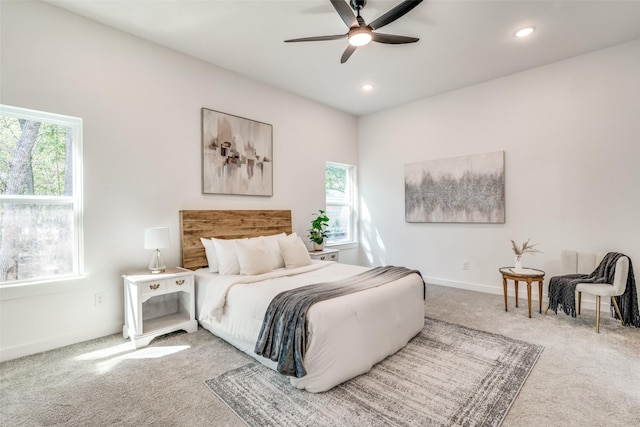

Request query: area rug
[{"left": 205, "top": 317, "right": 543, "bottom": 427}]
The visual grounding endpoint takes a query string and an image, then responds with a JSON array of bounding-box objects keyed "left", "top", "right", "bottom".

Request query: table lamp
[{"left": 144, "top": 227, "right": 169, "bottom": 274}]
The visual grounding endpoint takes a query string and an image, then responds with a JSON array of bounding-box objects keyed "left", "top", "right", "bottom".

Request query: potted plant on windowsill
[{"left": 308, "top": 209, "right": 330, "bottom": 251}]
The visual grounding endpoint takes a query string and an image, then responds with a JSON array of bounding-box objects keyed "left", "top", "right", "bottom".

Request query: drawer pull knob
[
  {"left": 331, "top": 255, "right": 336, "bottom": 259},
  {"left": 149, "top": 283, "right": 160, "bottom": 290},
  {"left": 320, "top": 256, "right": 326, "bottom": 260},
  {"left": 176, "top": 279, "right": 185, "bottom": 286}
]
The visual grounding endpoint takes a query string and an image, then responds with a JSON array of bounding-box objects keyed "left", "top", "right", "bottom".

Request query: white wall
[
  {"left": 0, "top": 1, "right": 358, "bottom": 361},
  {"left": 358, "top": 39, "right": 640, "bottom": 301}
]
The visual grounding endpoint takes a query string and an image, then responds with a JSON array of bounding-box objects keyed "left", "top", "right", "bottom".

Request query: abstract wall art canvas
[
  {"left": 405, "top": 151, "right": 505, "bottom": 223},
  {"left": 202, "top": 108, "right": 273, "bottom": 196}
]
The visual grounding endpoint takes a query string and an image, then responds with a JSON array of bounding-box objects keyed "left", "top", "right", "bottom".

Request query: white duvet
[{"left": 195, "top": 261, "right": 425, "bottom": 392}]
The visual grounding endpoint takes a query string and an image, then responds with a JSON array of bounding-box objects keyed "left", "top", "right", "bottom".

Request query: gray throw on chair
[{"left": 548, "top": 252, "right": 640, "bottom": 327}]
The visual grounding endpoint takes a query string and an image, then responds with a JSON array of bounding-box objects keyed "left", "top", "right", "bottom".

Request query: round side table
[{"left": 499, "top": 267, "right": 545, "bottom": 318}]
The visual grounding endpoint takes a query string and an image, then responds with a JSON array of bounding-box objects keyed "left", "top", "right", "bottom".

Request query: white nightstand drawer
[
  {"left": 141, "top": 276, "right": 192, "bottom": 297},
  {"left": 316, "top": 252, "right": 338, "bottom": 261},
  {"left": 142, "top": 278, "right": 169, "bottom": 295},
  {"left": 309, "top": 248, "right": 339, "bottom": 262}
]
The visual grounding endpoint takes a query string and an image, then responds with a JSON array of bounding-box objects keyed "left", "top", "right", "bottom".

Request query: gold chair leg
[
  {"left": 544, "top": 304, "right": 550, "bottom": 315},
  {"left": 611, "top": 297, "right": 625, "bottom": 326},
  {"left": 578, "top": 291, "right": 582, "bottom": 315},
  {"left": 595, "top": 295, "right": 601, "bottom": 333}
]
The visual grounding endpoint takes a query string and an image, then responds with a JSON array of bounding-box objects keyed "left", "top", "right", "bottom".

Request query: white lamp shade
[{"left": 144, "top": 227, "right": 170, "bottom": 249}]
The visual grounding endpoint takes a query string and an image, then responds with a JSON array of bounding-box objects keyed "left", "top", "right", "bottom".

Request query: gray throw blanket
[
  {"left": 548, "top": 252, "right": 640, "bottom": 328},
  {"left": 254, "top": 266, "right": 424, "bottom": 378}
]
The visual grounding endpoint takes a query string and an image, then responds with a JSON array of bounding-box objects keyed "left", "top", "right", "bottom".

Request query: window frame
[
  {"left": 0, "top": 104, "right": 84, "bottom": 293},
  {"left": 325, "top": 161, "right": 357, "bottom": 247}
]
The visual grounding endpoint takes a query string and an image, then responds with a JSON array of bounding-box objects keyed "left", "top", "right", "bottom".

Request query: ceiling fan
[{"left": 285, "top": 0, "right": 423, "bottom": 64}]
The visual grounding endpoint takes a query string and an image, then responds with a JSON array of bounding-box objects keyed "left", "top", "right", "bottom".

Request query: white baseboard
[
  {"left": 0, "top": 321, "right": 122, "bottom": 362},
  {"left": 425, "top": 276, "right": 505, "bottom": 296},
  {"left": 424, "top": 276, "right": 609, "bottom": 312}
]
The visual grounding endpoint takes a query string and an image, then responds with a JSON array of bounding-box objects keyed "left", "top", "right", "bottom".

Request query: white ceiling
[{"left": 46, "top": 0, "right": 640, "bottom": 116}]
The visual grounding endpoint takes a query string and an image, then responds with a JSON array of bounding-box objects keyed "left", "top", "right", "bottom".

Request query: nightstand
[
  {"left": 309, "top": 248, "right": 339, "bottom": 262},
  {"left": 122, "top": 267, "right": 197, "bottom": 348}
]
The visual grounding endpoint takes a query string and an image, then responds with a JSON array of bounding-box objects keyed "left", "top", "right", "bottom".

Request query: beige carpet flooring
[{"left": 1, "top": 284, "right": 639, "bottom": 426}]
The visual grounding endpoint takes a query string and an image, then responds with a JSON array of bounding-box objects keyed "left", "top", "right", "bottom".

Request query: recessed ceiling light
[
  {"left": 514, "top": 27, "right": 535, "bottom": 38},
  {"left": 361, "top": 84, "right": 374, "bottom": 91}
]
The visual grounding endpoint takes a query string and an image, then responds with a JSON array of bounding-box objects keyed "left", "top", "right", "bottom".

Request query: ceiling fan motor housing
[{"left": 350, "top": 0, "right": 367, "bottom": 11}]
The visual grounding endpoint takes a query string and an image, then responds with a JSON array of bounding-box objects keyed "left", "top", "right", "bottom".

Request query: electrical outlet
[
  {"left": 95, "top": 292, "right": 105, "bottom": 306},
  {"left": 462, "top": 261, "right": 470, "bottom": 270}
]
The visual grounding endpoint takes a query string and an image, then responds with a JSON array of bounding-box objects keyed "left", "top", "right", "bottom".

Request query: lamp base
[{"left": 148, "top": 249, "right": 166, "bottom": 275}]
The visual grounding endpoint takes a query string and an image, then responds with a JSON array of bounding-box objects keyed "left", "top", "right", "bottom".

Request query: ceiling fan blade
[
  {"left": 369, "top": 0, "right": 423, "bottom": 31},
  {"left": 331, "top": 0, "right": 358, "bottom": 28},
  {"left": 285, "top": 34, "right": 347, "bottom": 43},
  {"left": 372, "top": 33, "right": 419, "bottom": 44},
  {"left": 340, "top": 45, "right": 357, "bottom": 63}
]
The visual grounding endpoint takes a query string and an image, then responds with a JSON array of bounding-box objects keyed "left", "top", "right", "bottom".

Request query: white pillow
[
  {"left": 236, "top": 238, "right": 274, "bottom": 276},
  {"left": 212, "top": 238, "right": 245, "bottom": 275},
  {"left": 285, "top": 232, "right": 298, "bottom": 241},
  {"left": 278, "top": 236, "right": 312, "bottom": 269},
  {"left": 200, "top": 237, "right": 218, "bottom": 273},
  {"left": 259, "top": 232, "right": 285, "bottom": 269},
  {"left": 262, "top": 232, "right": 297, "bottom": 269}
]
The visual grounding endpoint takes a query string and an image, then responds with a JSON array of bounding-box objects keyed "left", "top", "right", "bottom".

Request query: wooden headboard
[{"left": 179, "top": 210, "right": 292, "bottom": 270}]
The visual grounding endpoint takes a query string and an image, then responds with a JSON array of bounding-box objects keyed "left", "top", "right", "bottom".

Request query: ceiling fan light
[
  {"left": 349, "top": 29, "right": 372, "bottom": 46},
  {"left": 515, "top": 26, "right": 535, "bottom": 38}
]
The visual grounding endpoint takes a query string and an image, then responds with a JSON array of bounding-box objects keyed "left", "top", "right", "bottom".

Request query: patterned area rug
[{"left": 205, "top": 317, "right": 543, "bottom": 427}]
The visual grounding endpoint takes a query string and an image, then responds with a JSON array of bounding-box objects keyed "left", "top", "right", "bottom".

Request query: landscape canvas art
[
  {"left": 405, "top": 151, "right": 505, "bottom": 223},
  {"left": 202, "top": 108, "right": 273, "bottom": 196}
]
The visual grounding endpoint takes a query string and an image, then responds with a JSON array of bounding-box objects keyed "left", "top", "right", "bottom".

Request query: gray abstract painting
[
  {"left": 202, "top": 108, "right": 273, "bottom": 196},
  {"left": 405, "top": 151, "right": 505, "bottom": 223}
]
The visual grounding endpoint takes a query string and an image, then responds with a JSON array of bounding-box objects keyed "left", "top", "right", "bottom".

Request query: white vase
[
  {"left": 313, "top": 241, "right": 325, "bottom": 251},
  {"left": 514, "top": 256, "right": 523, "bottom": 270}
]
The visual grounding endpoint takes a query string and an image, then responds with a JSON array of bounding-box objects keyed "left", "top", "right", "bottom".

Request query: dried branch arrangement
[{"left": 510, "top": 239, "right": 542, "bottom": 256}]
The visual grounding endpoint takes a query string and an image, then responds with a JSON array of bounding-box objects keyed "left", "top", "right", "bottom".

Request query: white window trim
[
  {"left": 0, "top": 104, "right": 84, "bottom": 296},
  {"left": 326, "top": 161, "right": 358, "bottom": 247},
  {"left": 0, "top": 275, "right": 87, "bottom": 301}
]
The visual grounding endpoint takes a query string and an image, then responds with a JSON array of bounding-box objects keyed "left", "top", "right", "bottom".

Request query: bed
[{"left": 179, "top": 209, "right": 425, "bottom": 392}]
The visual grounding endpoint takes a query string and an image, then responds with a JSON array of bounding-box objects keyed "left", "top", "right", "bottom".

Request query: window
[
  {"left": 325, "top": 162, "right": 356, "bottom": 245},
  {"left": 0, "top": 105, "right": 83, "bottom": 285}
]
